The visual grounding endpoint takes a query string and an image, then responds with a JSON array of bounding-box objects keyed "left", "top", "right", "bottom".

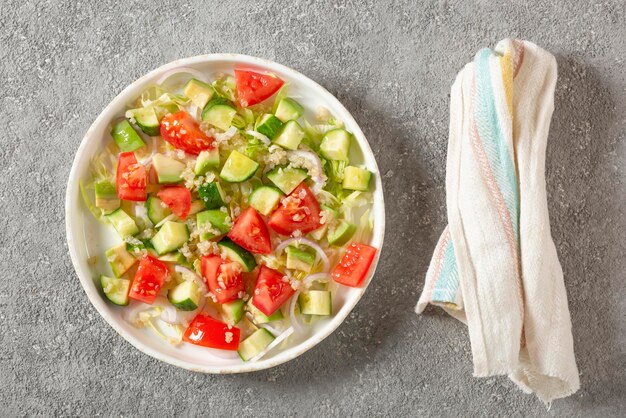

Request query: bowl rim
[{"left": 65, "top": 53, "right": 385, "bottom": 373}]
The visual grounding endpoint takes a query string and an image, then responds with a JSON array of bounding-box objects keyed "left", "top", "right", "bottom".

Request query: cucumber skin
[
  {"left": 198, "top": 182, "right": 226, "bottom": 210},
  {"left": 100, "top": 275, "right": 131, "bottom": 306},
  {"left": 218, "top": 238, "right": 257, "bottom": 272},
  {"left": 111, "top": 120, "right": 145, "bottom": 152}
]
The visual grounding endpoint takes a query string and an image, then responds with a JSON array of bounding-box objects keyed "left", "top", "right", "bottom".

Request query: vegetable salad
[{"left": 81, "top": 67, "right": 378, "bottom": 362}]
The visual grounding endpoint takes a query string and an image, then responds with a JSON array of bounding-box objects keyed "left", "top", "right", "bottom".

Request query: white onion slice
[
  {"left": 156, "top": 67, "right": 209, "bottom": 85},
  {"left": 122, "top": 296, "right": 199, "bottom": 327},
  {"left": 248, "top": 327, "right": 295, "bottom": 362},
  {"left": 275, "top": 237, "right": 330, "bottom": 272},
  {"left": 245, "top": 130, "right": 271, "bottom": 146},
  {"left": 154, "top": 213, "right": 176, "bottom": 229}
]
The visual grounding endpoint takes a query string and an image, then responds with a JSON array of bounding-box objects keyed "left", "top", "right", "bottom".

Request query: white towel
[{"left": 415, "top": 39, "right": 580, "bottom": 403}]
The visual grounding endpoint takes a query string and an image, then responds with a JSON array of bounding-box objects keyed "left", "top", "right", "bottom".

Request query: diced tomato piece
[
  {"left": 227, "top": 207, "right": 272, "bottom": 254},
  {"left": 129, "top": 255, "right": 169, "bottom": 304},
  {"left": 157, "top": 186, "right": 191, "bottom": 220},
  {"left": 201, "top": 255, "right": 245, "bottom": 304},
  {"left": 331, "top": 243, "right": 377, "bottom": 287},
  {"left": 160, "top": 111, "right": 214, "bottom": 155},
  {"left": 183, "top": 314, "right": 240, "bottom": 350},
  {"left": 268, "top": 183, "right": 321, "bottom": 236},
  {"left": 234, "top": 69, "right": 284, "bottom": 108},
  {"left": 116, "top": 152, "right": 147, "bottom": 201},
  {"left": 251, "top": 266, "right": 294, "bottom": 317}
]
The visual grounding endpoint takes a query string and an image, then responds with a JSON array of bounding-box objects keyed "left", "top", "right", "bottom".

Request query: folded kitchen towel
[{"left": 415, "top": 39, "right": 580, "bottom": 403}]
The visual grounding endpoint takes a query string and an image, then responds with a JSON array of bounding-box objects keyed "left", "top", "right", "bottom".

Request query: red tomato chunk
[
  {"left": 160, "top": 111, "right": 214, "bottom": 155},
  {"left": 129, "top": 255, "right": 169, "bottom": 304},
  {"left": 235, "top": 69, "right": 284, "bottom": 108},
  {"left": 116, "top": 152, "right": 147, "bottom": 201},
  {"left": 331, "top": 243, "right": 377, "bottom": 287},
  {"left": 252, "top": 266, "right": 294, "bottom": 317},
  {"left": 183, "top": 314, "right": 240, "bottom": 350}
]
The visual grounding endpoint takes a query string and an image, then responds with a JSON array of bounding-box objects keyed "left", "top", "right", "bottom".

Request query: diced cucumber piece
[
  {"left": 106, "top": 208, "right": 139, "bottom": 238},
  {"left": 308, "top": 224, "right": 327, "bottom": 241},
  {"left": 198, "top": 182, "right": 226, "bottom": 209},
  {"left": 272, "top": 120, "right": 305, "bottom": 150},
  {"left": 274, "top": 98, "right": 304, "bottom": 122},
  {"left": 111, "top": 120, "right": 145, "bottom": 152},
  {"left": 320, "top": 129, "right": 351, "bottom": 161},
  {"left": 266, "top": 166, "right": 308, "bottom": 195},
  {"left": 298, "top": 290, "right": 332, "bottom": 316},
  {"left": 197, "top": 210, "right": 231, "bottom": 240},
  {"left": 247, "top": 299, "right": 283, "bottom": 324},
  {"left": 218, "top": 238, "right": 257, "bottom": 272},
  {"left": 100, "top": 275, "right": 131, "bottom": 306},
  {"left": 238, "top": 328, "right": 275, "bottom": 362},
  {"left": 105, "top": 243, "right": 138, "bottom": 277},
  {"left": 285, "top": 245, "right": 315, "bottom": 272},
  {"left": 194, "top": 148, "right": 220, "bottom": 175},
  {"left": 130, "top": 106, "right": 160, "bottom": 136},
  {"left": 222, "top": 299, "right": 245, "bottom": 325},
  {"left": 248, "top": 186, "right": 283, "bottom": 216},
  {"left": 342, "top": 166, "right": 372, "bottom": 191},
  {"left": 158, "top": 252, "right": 190, "bottom": 267},
  {"left": 126, "top": 239, "right": 154, "bottom": 256},
  {"left": 327, "top": 220, "right": 356, "bottom": 246},
  {"left": 220, "top": 151, "right": 259, "bottom": 183},
  {"left": 151, "top": 221, "right": 189, "bottom": 255},
  {"left": 168, "top": 280, "right": 202, "bottom": 311},
  {"left": 255, "top": 114, "right": 283, "bottom": 138},
  {"left": 94, "top": 180, "right": 120, "bottom": 213},
  {"left": 146, "top": 195, "right": 172, "bottom": 225},
  {"left": 183, "top": 78, "right": 215, "bottom": 109},
  {"left": 202, "top": 103, "right": 237, "bottom": 131},
  {"left": 152, "top": 154, "right": 186, "bottom": 184}
]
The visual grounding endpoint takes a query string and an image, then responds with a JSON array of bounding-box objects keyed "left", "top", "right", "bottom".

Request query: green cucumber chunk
[
  {"left": 220, "top": 151, "right": 259, "bottom": 183},
  {"left": 298, "top": 290, "right": 332, "bottom": 316},
  {"left": 327, "top": 220, "right": 356, "bottom": 246},
  {"left": 255, "top": 114, "right": 283, "bottom": 138},
  {"left": 100, "top": 275, "right": 131, "bottom": 306},
  {"left": 106, "top": 208, "right": 139, "bottom": 238},
  {"left": 238, "top": 328, "right": 275, "bottom": 361},
  {"left": 218, "top": 238, "right": 257, "bottom": 272},
  {"left": 94, "top": 180, "right": 120, "bottom": 213},
  {"left": 198, "top": 182, "right": 226, "bottom": 209},
  {"left": 222, "top": 299, "right": 245, "bottom": 325},
  {"left": 105, "top": 243, "right": 138, "bottom": 277},
  {"left": 168, "top": 280, "right": 202, "bottom": 311},
  {"left": 248, "top": 186, "right": 283, "bottom": 216},
  {"left": 342, "top": 166, "right": 372, "bottom": 191},
  {"left": 183, "top": 78, "right": 215, "bottom": 109},
  {"left": 247, "top": 299, "right": 283, "bottom": 324},
  {"left": 152, "top": 154, "right": 186, "bottom": 184},
  {"left": 111, "top": 120, "right": 145, "bottom": 152},
  {"left": 154, "top": 103, "right": 179, "bottom": 120},
  {"left": 151, "top": 221, "right": 189, "bottom": 255},
  {"left": 129, "top": 106, "right": 159, "bottom": 136},
  {"left": 272, "top": 120, "right": 305, "bottom": 150},
  {"left": 146, "top": 195, "right": 172, "bottom": 225},
  {"left": 202, "top": 102, "right": 237, "bottom": 131},
  {"left": 194, "top": 148, "right": 220, "bottom": 175},
  {"left": 285, "top": 245, "right": 315, "bottom": 272},
  {"left": 158, "top": 252, "right": 191, "bottom": 267},
  {"left": 320, "top": 129, "right": 352, "bottom": 161},
  {"left": 197, "top": 210, "right": 231, "bottom": 240},
  {"left": 274, "top": 98, "right": 304, "bottom": 122},
  {"left": 266, "top": 166, "right": 308, "bottom": 195}
]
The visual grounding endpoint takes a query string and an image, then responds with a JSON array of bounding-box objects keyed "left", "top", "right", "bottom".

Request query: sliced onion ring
[
  {"left": 275, "top": 237, "right": 330, "bottom": 273},
  {"left": 248, "top": 327, "right": 295, "bottom": 362},
  {"left": 286, "top": 150, "right": 327, "bottom": 193},
  {"left": 245, "top": 130, "right": 271, "bottom": 146}
]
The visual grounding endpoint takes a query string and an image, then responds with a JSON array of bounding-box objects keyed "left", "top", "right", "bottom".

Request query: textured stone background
[{"left": 1, "top": 0, "right": 624, "bottom": 416}]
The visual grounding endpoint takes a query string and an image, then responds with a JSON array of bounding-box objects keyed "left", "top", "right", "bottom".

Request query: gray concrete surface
[{"left": 1, "top": 0, "right": 624, "bottom": 416}]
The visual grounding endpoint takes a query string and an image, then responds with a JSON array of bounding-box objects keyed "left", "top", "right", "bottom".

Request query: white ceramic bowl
[{"left": 65, "top": 54, "right": 385, "bottom": 373}]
